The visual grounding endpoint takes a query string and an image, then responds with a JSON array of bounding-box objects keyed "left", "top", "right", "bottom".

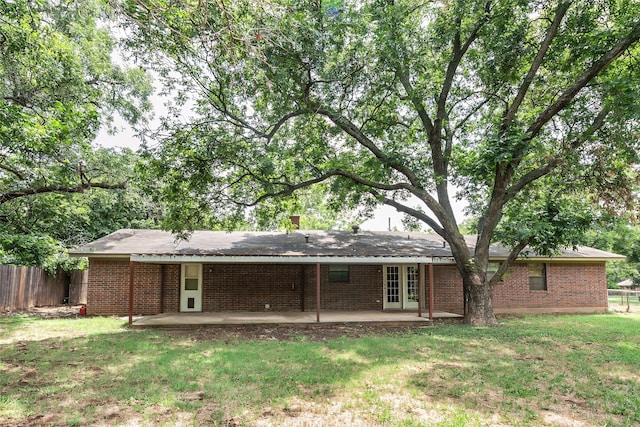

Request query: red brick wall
[
  {"left": 203, "top": 264, "right": 382, "bottom": 311},
  {"left": 86, "top": 259, "right": 608, "bottom": 315},
  {"left": 431, "top": 265, "right": 464, "bottom": 314},
  {"left": 302, "top": 265, "right": 383, "bottom": 311},
  {"left": 162, "top": 264, "right": 180, "bottom": 313},
  {"left": 493, "top": 262, "right": 607, "bottom": 312},
  {"left": 86, "top": 259, "right": 162, "bottom": 316}
]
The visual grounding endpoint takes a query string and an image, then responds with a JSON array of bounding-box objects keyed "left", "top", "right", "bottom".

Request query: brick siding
[
  {"left": 203, "top": 264, "right": 382, "bottom": 312},
  {"left": 85, "top": 258, "right": 608, "bottom": 316},
  {"left": 162, "top": 264, "right": 180, "bottom": 313},
  {"left": 432, "top": 265, "right": 464, "bottom": 314},
  {"left": 86, "top": 259, "right": 162, "bottom": 316},
  {"left": 493, "top": 262, "right": 607, "bottom": 312}
]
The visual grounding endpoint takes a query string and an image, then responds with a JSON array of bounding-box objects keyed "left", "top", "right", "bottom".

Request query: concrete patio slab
[{"left": 131, "top": 310, "right": 463, "bottom": 328}]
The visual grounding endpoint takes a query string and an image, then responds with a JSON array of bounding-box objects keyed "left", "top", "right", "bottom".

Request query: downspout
[{"left": 429, "top": 263, "right": 434, "bottom": 321}]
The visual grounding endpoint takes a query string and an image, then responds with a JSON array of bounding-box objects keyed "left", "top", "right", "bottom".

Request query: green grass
[{"left": 1, "top": 313, "right": 639, "bottom": 426}]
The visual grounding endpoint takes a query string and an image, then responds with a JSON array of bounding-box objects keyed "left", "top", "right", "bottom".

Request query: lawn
[{"left": 1, "top": 313, "right": 639, "bottom": 426}]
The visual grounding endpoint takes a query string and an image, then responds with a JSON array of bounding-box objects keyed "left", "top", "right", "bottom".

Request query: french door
[{"left": 384, "top": 265, "right": 420, "bottom": 310}]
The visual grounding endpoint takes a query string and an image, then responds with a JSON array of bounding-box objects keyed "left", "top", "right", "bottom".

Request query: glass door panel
[
  {"left": 384, "top": 266, "right": 402, "bottom": 309},
  {"left": 405, "top": 266, "right": 419, "bottom": 307}
]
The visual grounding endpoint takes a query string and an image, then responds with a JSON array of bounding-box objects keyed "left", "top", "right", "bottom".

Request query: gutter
[{"left": 129, "top": 254, "right": 458, "bottom": 264}]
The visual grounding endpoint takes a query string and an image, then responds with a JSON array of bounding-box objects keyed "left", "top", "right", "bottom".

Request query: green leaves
[
  {"left": 114, "top": 0, "right": 639, "bottom": 324},
  {"left": 0, "top": 0, "right": 152, "bottom": 205},
  {"left": 0, "top": 233, "right": 85, "bottom": 275},
  {"left": 0, "top": 1, "right": 155, "bottom": 270}
]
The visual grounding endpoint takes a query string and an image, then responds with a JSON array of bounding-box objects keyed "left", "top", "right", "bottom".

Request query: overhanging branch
[
  {"left": 504, "top": 106, "right": 611, "bottom": 202},
  {"left": 308, "top": 102, "right": 423, "bottom": 188},
  {"left": 242, "top": 169, "right": 415, "bottom": 207},
  {"left": 0, "top": 182, "right": 126, "bottom": 205},
  {"left": 501, "top": 1, "right": 571, "bottom": 132},
  {"left": 0, "top": 162, "right": 26, "bottom": 181},
  {"left": 526, "top": 20, "right": 640, "bottom": 139},
  {"left": 378, "top": 194, "right": 445, "bottom": 237},
  {"left": 488, "top": 237, "right": 533, "bottom": 287}
]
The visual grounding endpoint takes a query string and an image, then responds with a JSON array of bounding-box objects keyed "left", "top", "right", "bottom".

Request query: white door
[
  {"left": 180, "top": 264, "right": 202, "bottom": 312},
  {"left": 384, "top": 265, "right": 402, "bottom": 309},
  {"left": 404, "top": 265, "right": 419, "bottom": 309},
  {"left": 384, "top": 265, "right": 420, "bottom": 309}
]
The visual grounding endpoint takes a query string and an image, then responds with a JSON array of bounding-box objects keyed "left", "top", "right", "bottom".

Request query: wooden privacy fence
[
  {"left": 69, "top": 269, "right": 88, "bottom": 306},
  {"left": 0, "top": 265, "right": 88, "bottom": 311}
]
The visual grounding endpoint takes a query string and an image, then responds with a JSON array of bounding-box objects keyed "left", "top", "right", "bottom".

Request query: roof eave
[
  {"left": 130, "top": 254, "right": 457, "bottom": 264},
  {"left": 69, "top": 253, "right": 131, "bottom": 259}
]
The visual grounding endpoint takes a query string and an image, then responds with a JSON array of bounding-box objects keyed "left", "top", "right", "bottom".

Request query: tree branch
[
  {"left": 488, "top": 237, "right": 533, "bottom": 286},
  {"left": 479, "top": 23, "right": 640, "bottom": 263},
  {"left": 243, "top": 167, "right": 420, "bottom": 207},
  {"left": 0, "top": 182, "right": 126, "bottom": 205},
  {"left": 396, "top": 66, "right": 435, "bottom": 138},
  {"left": 504, "top": 106, "right": 611, "bottom": 202},
  {"left": 501, "top": 1, "right": 571, "bottom": 132},
  {"left": 378, "top": 195, "right": 445, "bottom": 236},
  {"left": 436, "top": 1, "right": 491, "bottom": 126},
  {"left": 526, "top": 20, "right": 640, "bottom": 139},
  {"left": 0, "top": 162, "right": 26, "bottom": 181},
  {"left": 308, "top": 102, "right": 423, "bottom": 188}
]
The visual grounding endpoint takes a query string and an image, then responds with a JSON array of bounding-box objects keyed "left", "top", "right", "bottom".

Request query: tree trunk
[{"left": 464, "top": 275, "right": 498, "bottom": 326}]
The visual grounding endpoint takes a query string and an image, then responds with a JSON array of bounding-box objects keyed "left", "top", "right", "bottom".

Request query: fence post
[{"left": 18, "top": 266, "right": 26, "bottom": 309}]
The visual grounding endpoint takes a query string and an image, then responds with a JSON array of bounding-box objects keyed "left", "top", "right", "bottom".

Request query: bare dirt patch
[
  {"left": 0, "top": 304, "right": 85, "bottom": 319},
  {"left": 161, "top": 323, "right": 435, "bottom": 342}
]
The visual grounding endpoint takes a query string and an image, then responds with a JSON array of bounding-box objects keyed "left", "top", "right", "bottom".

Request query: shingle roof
[{"left": 69, "top": 229, "right": 624, "bottom": 261}]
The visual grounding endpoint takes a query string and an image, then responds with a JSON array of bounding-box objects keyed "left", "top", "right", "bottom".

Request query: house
[{"left": 69, "top": 228, "right": 623, "bottom": 320}]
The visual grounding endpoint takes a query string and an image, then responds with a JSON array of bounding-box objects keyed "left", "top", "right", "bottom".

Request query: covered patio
[{"left": 131, "top": 310, "right": 463, "bottom": 328}]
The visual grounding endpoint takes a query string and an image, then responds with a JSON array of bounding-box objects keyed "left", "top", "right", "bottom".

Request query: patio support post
[
  {"left": 300, "top": 265, "right": 305, "bottom": 312},
  {"left": 428, "top": 263, "right": 434, "bottom": 321},
  {"left": 128, "top": 261, "right": 135, "bottom": 327},
  {"left": 418, "top": 263, "right": 422, "bottom": 318},
  {"left": 316, "top": 262, "right": 321, "bottom": 322}
]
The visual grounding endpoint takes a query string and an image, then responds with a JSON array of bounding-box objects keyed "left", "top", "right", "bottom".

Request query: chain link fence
[{"left": 608, "top": 289, "right": 640, "bottom": 313}]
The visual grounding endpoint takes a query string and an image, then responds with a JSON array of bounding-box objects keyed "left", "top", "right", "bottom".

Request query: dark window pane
[
  {"left": 329, "top": 265, "right": 349, "bottom": 282},
  {"left": 185, "top": 278, "right": 199, "bottom": 291},
  {"left": 529, "top": 263, "right": 547, "bottom": 290},
  {"left": 529, "top": 277, "right": 547, "bottom": 290}
]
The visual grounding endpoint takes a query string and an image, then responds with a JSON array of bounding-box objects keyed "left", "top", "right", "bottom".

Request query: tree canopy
[
  {"left": 0, "top": 0, "right": 154, "bottom": 272},
  {"left": 0, "top": 0, "right": 151, "bottom": 206},
  {"left": 585, "top": 220, "right": 640, "bottom": 287},
  {"left": 117, "top": 0, "right": 640, "bottom": 325}
]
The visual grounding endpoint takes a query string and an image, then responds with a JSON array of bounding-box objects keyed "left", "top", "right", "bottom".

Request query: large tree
[
  {"left": 118, "top": 0, "right": 640, "bottom": 325},
  {"left": 0, "top": 147, "right": 163, "bottom": 272},
  {"left": 0, "top": 0, "right": 151, "bottom": 206}
]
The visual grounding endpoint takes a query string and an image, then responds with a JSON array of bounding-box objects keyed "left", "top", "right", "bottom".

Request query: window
[
  {"left": 529, "top": 263, "right": 547, "bottom": 290},
  {"left": 487, "top": 262, "right": 500, "bottom": 279},
  {"left": 183, "top": 264, "right": 200, "bottom": 290},
  {"left": 328, "top": 265, "right": 349, "bottom": 282}
]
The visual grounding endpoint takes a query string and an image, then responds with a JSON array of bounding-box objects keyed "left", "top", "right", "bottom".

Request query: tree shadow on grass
[{"left": 1, "top": 314, "right": 639, "bottom": 426}]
